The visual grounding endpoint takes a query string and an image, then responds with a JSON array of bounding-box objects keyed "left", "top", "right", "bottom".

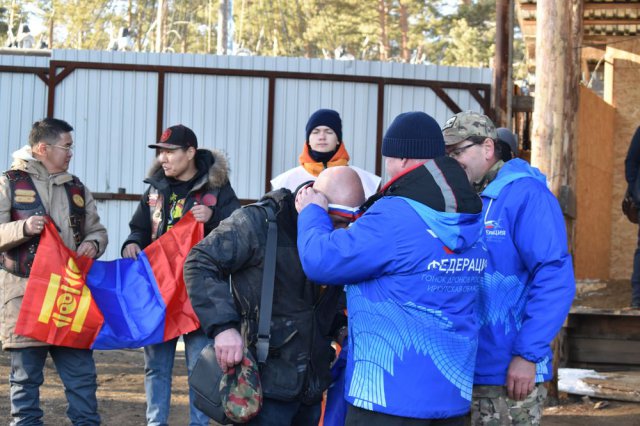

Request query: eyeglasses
[
  {"left": 48, "top": 144, "right": 74, "bottom": 153},
  {"left": 447, "top": 142, "right": 478, "bottom": 159}
]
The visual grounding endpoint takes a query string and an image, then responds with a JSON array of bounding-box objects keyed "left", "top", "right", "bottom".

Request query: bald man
[
  {"left": 184, "top": 169, "right": 364, "bottom": 426},
  {"left": 297, "top": 166, "right": 365, "bottom": 228}
]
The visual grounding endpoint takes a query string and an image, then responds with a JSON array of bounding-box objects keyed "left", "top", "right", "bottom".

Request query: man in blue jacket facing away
[
  {"left": 296, "top": 111, "right": 487, "bottom": 425},
  {"left": 443, "top": 111, "right": 575, "bottom": 425}
]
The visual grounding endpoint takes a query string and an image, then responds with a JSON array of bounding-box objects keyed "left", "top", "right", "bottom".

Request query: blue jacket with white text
[
  {"left": 474, "top": 158, "right": 575, "bottom": 385},
  {"left": 297, "top": 159, "right": 487, "bottom": 419}
]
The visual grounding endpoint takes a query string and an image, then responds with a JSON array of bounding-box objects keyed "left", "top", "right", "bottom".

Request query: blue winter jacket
[
  {"left": 474, "top": 159, "right": 575, "bottom": 385},
  {"left": 298, "top": 194, "right": 487, "bottom": 419}
]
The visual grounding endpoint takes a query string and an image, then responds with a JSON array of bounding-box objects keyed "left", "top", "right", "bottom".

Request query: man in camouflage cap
[
  {"left": 442, "top": 111, "right": 498, "bottom": 192},
  {"left": 442, "top": 111, "right": 575, "bottom": 425}
]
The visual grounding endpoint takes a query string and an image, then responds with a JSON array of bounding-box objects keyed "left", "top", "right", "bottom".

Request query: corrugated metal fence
[{"left": 0, "top": 49, "right": 492, "bottom": 260}]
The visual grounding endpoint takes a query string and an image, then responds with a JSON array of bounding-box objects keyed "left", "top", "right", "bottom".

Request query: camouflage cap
[
  {"left": 219, "top": 349, "right": 263, "bottom": 423},
  {"left": 442, "top": 111, "right": 497, "bottom": 146}
]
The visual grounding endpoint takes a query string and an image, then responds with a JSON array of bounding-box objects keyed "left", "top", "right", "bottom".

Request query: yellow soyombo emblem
[{"left": 38, "top": 257, "right": 92, "bottom": 332}]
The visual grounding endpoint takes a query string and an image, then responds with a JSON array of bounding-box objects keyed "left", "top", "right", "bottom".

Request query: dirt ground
[
  {"left": 0, "top": 280, "right": 639, "bottom": 425},
  {"left": 0, "top": 347, "right": 192, "bottom": 424}
]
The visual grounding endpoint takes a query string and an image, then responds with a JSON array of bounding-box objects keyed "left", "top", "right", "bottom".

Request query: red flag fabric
[
  {"left": 15, "top": 220, "right": 103, "bottom": 348},
  {"left": 143, "top": 212, "right": 203, "bottom": 340},
  {"left": 15, "top": 211, "right": 203, "bottom": 349}
]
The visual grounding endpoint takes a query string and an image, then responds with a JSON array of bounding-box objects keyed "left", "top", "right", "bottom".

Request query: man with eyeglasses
[
  {"left": 0, "top": 118, "right": 108, "bottom": 424},
  {"left": 183, "top": 166, "right": 363, "bottom": 425},
  {"left": 295, "top": 112, "right": 487, "bottom": 425},
  {"left": 442, "top": 111, "right": 575, "bottom": 425}
]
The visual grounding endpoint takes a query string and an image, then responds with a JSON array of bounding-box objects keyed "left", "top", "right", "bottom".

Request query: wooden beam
[
  {"left": 568, "top": 337, "right": 640, "bottom": 365},
  {"left": 585, "top": 2, "right": 640, "bottom": 11},
  {"left": 493, "top": 0, "right": 511, "bottom": 127},
  {"left": 520, "top": 2, "right": 640, "bottom": 12},
  {"left": 512, "top": 95, "right": 534, "bottom": 112},
  {"left": 521, "top": 18, "right": 640, "bottom": 26}
]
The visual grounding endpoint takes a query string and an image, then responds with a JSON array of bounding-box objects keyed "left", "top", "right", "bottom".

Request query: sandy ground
[
  {"left": 0, "top": 280, "right": 639, "bottom": 425},
  {"left": 0, "top": 347, "right": 192, "bottom": 424}
]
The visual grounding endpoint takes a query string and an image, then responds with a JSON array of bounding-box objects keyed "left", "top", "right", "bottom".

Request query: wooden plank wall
[
  {"left": 604, "top": 39, "right": 640, "bottom": 280},
  {"left": 567, "top": 310, "right": 640, "bottom": 370},
  {"left": 574, "top": 86, "right": 615, "bottom": 280}
]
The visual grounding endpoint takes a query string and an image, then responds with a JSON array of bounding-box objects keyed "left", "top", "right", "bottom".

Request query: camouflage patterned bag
[
  {"left": 189, "top": 344, "right": 262, "bottom": 424},
  {"left": 220, "top": 349, "right": 263, "bottom": 423}
]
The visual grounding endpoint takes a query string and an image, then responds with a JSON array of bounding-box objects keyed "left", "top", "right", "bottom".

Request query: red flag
[
  {"left": 15, "top": 220, "right": 104, "bottom": 348},
  {"left": 16, "top": 212, "right": 204, "bottom": 349},
  {"left": 143, "top": 212, "right": 203, "bottom": 340}
]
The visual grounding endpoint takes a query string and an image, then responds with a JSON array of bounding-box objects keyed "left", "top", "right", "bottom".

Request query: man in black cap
[{"left": 122, "top": 124, "right": 240, "bottom": 425}]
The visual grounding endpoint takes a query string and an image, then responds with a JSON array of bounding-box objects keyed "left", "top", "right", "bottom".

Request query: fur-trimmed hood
[{"left": 145, "top": 148, "right": 231, "bottom": 190}]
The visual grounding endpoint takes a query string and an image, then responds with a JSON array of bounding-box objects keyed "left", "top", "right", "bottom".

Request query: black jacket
[
  {"left": 183, "top": 189, "right": 346, "bottom": 403},
  {"left": 625, "top": 126, "right": 640, "bottom": 204},
  {"left": 122, "top": 149, "right": 240, "bottom": 252}
]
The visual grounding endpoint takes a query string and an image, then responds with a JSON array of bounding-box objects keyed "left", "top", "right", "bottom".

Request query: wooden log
[
  {"left": 531, "top": 0, "right": 582, "bottom": 197},
  {"left": 568, "top": 337, "right": 640, "bottom": 365},
  {"left": 570, "top": 371, "right": 640, "bottom": 402}
]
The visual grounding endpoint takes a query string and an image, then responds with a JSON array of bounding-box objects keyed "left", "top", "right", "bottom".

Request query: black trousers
[{"left": 345, "top": 404, "right": 465, "bottom": 426}]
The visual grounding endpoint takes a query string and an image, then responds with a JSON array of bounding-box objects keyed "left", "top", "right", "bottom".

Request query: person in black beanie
[
  {"left": 271, "top": 108, "right": 380, "bottom": 198},
  {"left": 295, "top": 111, "right": 486, "bottom": 425}
]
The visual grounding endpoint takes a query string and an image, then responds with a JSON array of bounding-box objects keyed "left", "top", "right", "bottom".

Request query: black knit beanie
[
  {"left": 305, "top": 109, "right": 343, "bottom": 142},
  {"left": 382, "top": 112, "right": 445, "bottom": 159}
]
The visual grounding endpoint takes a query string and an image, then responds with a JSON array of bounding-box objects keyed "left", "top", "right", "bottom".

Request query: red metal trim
[
  {"left": 46, "top": 64, "right": 77, "bottom": 117},
  {"left": 469, "top": 88, "right": 490, "bottom": 112},
  {"left": 92, "top": 192, "right": 142, "bottom": 201},
  {"left": 0, "top": 65, "right": 48, "bottom": 74},
  {"left": 265, "top": 77, "right": 276, "bottom": 194},
  {"left": 375, "top": 83, "right": 385, "bottom": 177},
  {"left": 432, "top": 87, "right": 462, "bottom": 115},
  {"left": 92, "top": 192, "right": 258, "bottom": 205},
  {"left": 46, "top": 60, "right": 491, "bottom": 99},
  {"left": 36, "top": 71, "right": 49, "bottom": 85},
  {"left": 0, "top": 65, "right": 49, "bottom": 85},
  {"left": 46, "top": 61, "right": 56, "bottom": 117},
  {"left": 54, "top": 64, "right": 77, "bottom": 85},
  {"left": 156, "top": 71, "right": 165, "bottom": 140}
]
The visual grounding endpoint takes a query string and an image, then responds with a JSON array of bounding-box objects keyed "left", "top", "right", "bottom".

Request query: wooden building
[{"left": 515, "top": 0, "right": 640, "bottom": 282}]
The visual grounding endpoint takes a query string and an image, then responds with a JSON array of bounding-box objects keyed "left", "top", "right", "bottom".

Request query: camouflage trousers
[{"left": 468, "top": 383, "right": 547, "bottom": 426}]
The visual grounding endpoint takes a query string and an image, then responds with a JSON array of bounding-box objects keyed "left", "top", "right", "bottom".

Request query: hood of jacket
[
  {"left": 379, "top": 156, "right": 483, "bottom": 253},
  {"left": 482, "top": 158, "right": 547, "bottom": 199},
  {"left": 145, "top": 148, "right": 231, "bottom": 190}
]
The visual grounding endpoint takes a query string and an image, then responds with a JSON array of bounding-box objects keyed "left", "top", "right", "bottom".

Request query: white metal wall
[
  {"left": 164, "top": 73, "right": 269, "bottom": 200},
  {"left": 0, "top": 49, "right": 491, "bottom": 261},
  {"left": 0, "top": 54, "right": 48, "bottom": 164},
  {"left": 272, "top": 79, "right": 379, "bottom": 183}
]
